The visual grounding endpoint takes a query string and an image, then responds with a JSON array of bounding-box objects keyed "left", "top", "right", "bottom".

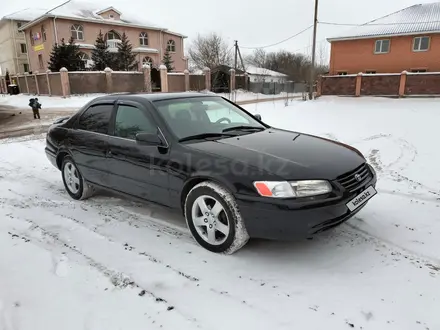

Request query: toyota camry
[{"left": 45, "top": 92, "right": 377, "bottom": 254}]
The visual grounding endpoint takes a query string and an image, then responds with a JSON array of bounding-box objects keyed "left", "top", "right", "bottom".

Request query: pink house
[{"left": 20, "top": 0, "right": 188, "bottom": 73}]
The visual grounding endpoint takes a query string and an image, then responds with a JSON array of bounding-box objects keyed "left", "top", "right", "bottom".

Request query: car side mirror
[
  {"left": 254, "top": 114, "right": 262, "bottom": 121},
  {"left": 135, "top": 132, "right": 163, "bottom": 145}
]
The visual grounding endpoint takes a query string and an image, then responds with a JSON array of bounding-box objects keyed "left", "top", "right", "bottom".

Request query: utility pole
[
  {"left": 309, "top": 0, "right": 319, "bottom": 100},
  {"left": 234, "top": 40, "right": 238, "bottom": 70},
  {"left": 237, "top": 44, "right": 246, "bottom": 72}
]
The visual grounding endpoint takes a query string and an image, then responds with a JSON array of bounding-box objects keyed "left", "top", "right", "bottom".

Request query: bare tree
[
  {"left": 245, "top": 48, "right": 267, "bottom": 68},
  {"left": 188, "top": 33, "right": 233, "bottom": 70}
]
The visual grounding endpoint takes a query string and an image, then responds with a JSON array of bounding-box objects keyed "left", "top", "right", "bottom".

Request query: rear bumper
[
  {"left": 45, "top": 147, "right": 58, "bottom": 169},
  {"left": 236, "top": 172, "right": 377, "bottom": 241}
]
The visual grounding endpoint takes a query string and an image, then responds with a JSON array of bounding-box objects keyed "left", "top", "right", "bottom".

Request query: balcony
[{"left": 106, "top": 39, "right": 121, "bottom": 52}]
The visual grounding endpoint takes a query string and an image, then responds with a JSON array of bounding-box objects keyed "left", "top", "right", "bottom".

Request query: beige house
[
  {"left": 20, "top": 0, "right": 187, "bottom": 73},
  {"left": 0, "top": 8, "right": 47, "bottom": 75}
]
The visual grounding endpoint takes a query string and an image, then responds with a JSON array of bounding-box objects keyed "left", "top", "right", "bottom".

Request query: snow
[
  {"left": 328, "top": 3, "right": 440, "bottom": 41},
  {"left": 42, "top": 0, "right": 163, "bottom": 29},
  {"left": 0, "top": 94, "right": 104, "bottom": 109},
  {"left": 245, "top": 65, "right": 288, "bottom": 77},
  {"left": 0, "top": 96, "right": 439, "bottom": 330},
  {"left": 2, "top": 8, "right": 48, "bottom": 22},
  {"left": 0, "top": 91, "right": 291, "bottom": 111}
]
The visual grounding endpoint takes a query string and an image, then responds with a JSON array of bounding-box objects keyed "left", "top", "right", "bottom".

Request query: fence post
[
  {"left": 159, "top": 65, "right": 168, "bottom": 92},
  {"left": 104, "top": 67, "right": 113, "bottom": 93},
  {"left": 0, "top": 77, "right": 6, "bottom": 94},
  {"left": 59, "top": 67, "right": 70, "bottom": 98},
  {"left": 244, "top": 73, "right": 249, "bottom": 91},
  {"left": 203, "top": 67, "right": 211, "bottom": 91},
  {"left": 34, "top": 71, "right": 40, "bottom": 95},
  {"left": 229, "top": 68, "right": 236, "bottom": 93},
  {"left": 316, "top": 76, "right": 322, "bottom": 97},
  {"left": 24, "top": 72, "right": 30, "bottom": 94},
  {"left": 399, "top": 71, "right": 407, "bottom": 97},
  {"left": 184, "top": 69, "right": 190, "bottom": 91},
  {"left": 46, "top": 70, "right": 52, "bottom": 96},
  {"left": 355, "top": 72, "right": 362, "bottom": 97},
  {"left": 142, "top": 64, "right": 152, "bottom": 93}
]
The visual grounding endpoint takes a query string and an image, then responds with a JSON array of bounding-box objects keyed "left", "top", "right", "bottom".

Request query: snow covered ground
[
  {"left": 0, "top": 90, "right": 291, "bottom": 110},
  {"left": 0, "top": 96, "right": 439, "bottom": 330}
]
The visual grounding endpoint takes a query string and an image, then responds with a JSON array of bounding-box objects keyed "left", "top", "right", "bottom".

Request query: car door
[
  {"left": 68, "top": 102, "right": 113, "bottom": 187},
  {"left": 106, "top": 100, "right": 171, "bottom": 206}
]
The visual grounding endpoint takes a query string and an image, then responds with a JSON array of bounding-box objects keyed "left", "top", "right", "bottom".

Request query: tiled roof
[{"left": 328, "top": 2, "right": 440, "bottom": 41}]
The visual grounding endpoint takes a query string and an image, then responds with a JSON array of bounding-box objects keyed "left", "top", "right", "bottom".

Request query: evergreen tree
[
  {"left": 48, "top": 37, "right": 84, "bottom": 71},
  {"left": 116, "top": 32, "right": 138, "bottom": 71},
  {"left": 162, "top": 49, "right": 174, "bottom": 72},
  {"left": 91, "top": 30, "right": 112, "bottom": 70}
]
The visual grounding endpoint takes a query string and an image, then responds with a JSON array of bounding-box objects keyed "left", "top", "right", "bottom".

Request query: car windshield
[{"left": 153, "top": 96, "right": 265, "bottom": 141}]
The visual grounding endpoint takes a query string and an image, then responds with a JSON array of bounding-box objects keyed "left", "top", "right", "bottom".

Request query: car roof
[{"left": 91, "top": 92, "right": 220, "bottom": 103}]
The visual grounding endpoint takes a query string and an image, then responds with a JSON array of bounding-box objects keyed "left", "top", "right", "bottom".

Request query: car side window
[
  {"left": 77, "top": 104, "right": 113, "bottom": 134},
  {"left": 114, "top": 105, "right": 156, "bottom": 140}
]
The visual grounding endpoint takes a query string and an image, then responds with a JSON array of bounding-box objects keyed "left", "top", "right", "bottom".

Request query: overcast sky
[{"left": 1, "top": 0, "right": 434, "bottom": 60}]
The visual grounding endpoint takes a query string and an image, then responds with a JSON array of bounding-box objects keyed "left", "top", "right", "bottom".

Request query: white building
[
  {"left": 0, "top": 8, "right": 47, "bottom": 75},
  {"left": 245, "top": 65, "right": 288, "bottom": 83}
]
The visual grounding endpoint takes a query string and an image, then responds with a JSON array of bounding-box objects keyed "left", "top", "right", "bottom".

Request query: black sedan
[{"left": 45, "top": 92, "right": 377, "bottom": 254}]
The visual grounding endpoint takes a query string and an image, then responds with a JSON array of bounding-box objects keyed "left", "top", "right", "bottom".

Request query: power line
[
  {"left": 240, "top": 25, "right": 314, "bottom": 50},
  {"left": 319, "top": 20, "right": 440, "bottom": 26}
]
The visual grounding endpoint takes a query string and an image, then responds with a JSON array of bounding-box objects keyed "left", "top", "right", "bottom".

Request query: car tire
[
  {"left": 184, "top": 181, "right": 250, "bottom": 254},
  {"left": 61, "top": 156, "right": 94, "bottom": 200}
]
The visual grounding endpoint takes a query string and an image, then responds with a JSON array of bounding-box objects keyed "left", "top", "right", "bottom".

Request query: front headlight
[{"left": 254, "top": 180, "right": 332, "bottom": 198}]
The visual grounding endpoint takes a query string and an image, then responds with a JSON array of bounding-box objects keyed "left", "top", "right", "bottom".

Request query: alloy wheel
[
  {"left": 191, "top": 195, "right": 230, "bottom": 245},
  {"left": 63, "top": 161, "right": 80, "bottom": 194}
]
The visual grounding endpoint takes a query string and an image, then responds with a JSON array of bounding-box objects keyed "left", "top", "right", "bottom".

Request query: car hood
[{"left": 187, "top": 128, "right": 366, "bottom": 180}]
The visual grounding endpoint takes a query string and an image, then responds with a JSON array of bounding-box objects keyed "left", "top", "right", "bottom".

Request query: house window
[
  {"left": 41, "top": 25, "right": 47, "bottom": 41},
  {"left": 166, "top": 40, "right": 176, "bottom": 52},
  {"left": 142, "top": 56, "right": 153, "bottom": 67},
  {"left": 411, "top": 68, "right": 427, "bottom": 73},
  {"left": 23, "top": 63, "right": 29, "bottom": 73},
  {"left": 366, "top": 70, "right": 376, "bottom": 74},
  {"left": 139, "top": 32, "right": 148, "bottom": 46},
  {"left": 413, "top": 36, "right": 430, "bottom": 52},
  {"left": 106, "top": 30, "right": 120, "bottom": 40},
  {"left": 109, "top": 14, "right": 114, "bottom": 18},
  {"left": 70, "top": 24, "right": 84, "bottom": 40},
  {"left": 20, "top": 43, "right": 27, "bottom": 53},
  {"left": 30, "top": 30, "right": 34, "bottom": 45},
  {"left": 337, "top": 71, "right": 348, "bottom": 75},
  {"left": 38, "top": 54, "right": 44, "bottom": 69},
  {"left": 17, "top": 22, "right": 23, "bottom": 32},
  {"left": 374, "top": 39, "right": 390, "bottom": 54}
]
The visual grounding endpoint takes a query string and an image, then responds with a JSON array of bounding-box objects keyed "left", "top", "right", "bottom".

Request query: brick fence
[
  {"left": 0, "top": 66, "right": 250, "bottom": 97},
  {"left": 317, "top": 71, "right": 440, "bottom": 97}
]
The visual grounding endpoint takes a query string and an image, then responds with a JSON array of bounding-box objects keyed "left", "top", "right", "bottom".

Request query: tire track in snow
[
  {"left": 2, "top": 226, "right": 187, "bottom": 330},
  {"left": 2, "top": 150, "right": 437, "bottom": 291},
  {"left": 0, "top": 190, "right": 293, "bottom": 330},
  {"left": 343, "top": 220, "right": 440, "bottom": 273}
]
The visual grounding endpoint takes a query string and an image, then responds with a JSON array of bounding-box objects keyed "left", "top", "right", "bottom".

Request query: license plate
[{"left": 346, "top": 186, "right": 377, "bottom": 212}]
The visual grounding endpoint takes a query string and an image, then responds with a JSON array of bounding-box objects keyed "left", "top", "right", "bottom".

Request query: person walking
[{"left": 29, "top": 98, "right": 42, "bottom": 119}]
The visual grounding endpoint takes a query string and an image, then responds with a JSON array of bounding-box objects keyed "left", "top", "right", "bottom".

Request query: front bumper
[{"left": 236, "top": 169, "right": 377, "bottom": 241}]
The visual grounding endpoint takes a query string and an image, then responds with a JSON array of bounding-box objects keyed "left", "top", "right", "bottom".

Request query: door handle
[{"left": 107, "top": 150, "right": 112, "bottom": 155}]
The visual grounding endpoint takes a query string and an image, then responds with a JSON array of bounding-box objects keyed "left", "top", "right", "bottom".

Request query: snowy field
[
  {"left": 0, "top": 90, "right": 290, "bottom": 110},
  {"left": 0, "top": 96, "right": 439, "bottom": 330}
]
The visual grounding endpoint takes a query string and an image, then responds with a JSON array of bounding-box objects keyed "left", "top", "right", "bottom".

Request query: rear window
[{"left": 77, "top": 104, "right": 113, "bottom": 134}]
